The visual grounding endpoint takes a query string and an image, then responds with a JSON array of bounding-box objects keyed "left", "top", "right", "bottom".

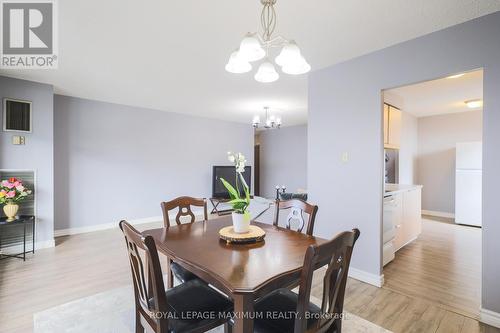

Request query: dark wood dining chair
[
  {"left": 161, "top": 196, "right": 208, "bottom": 228},
  {"left": 274, "top": 199, "right": 319, "bottom": 236},
  {"left": 119, "top": 220, "right": 233, "bottom": 333},
  {"left": 160, "top": 196, "right": 209, "bottom": 285},
  {"left": 253, "top": 228, "right": 360, "bottom": 333}
]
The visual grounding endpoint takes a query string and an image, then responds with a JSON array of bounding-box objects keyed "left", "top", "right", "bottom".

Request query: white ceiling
[
  {"left": 386, "top": 70, "right": 483, "bottom": 118},
  {"left": 1, "top": 1, "right": 499, "bottom": 126}
]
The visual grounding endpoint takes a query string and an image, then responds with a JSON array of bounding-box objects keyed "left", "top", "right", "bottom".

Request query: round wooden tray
[{"left": 219, "top": 225, "right": 266, "bottom": 244}]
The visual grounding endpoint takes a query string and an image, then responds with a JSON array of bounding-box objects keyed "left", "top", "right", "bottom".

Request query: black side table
[
  {"left": 209, "top": 198, "right": 233, "bottom": 216},
  {"left": 0, "top": 215, "right": 35, "bottom": 261},
  {"left": 210, "top": 196, "right": 257, "bottom": 216}
]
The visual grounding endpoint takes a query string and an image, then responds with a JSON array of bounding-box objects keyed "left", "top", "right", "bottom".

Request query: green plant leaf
[
  {"left": 238, "top": 172, "right": 250, "bottom": 203},
  {"left": 244, "top": 182, "right": 250, "bottom": 202},
  {"left": 229, "top": 199, "right": 248, "bottom": 205},
  {"left": 220, "top": 177, "right": 239, "bottom": 200},
  {"left": 233, "top": 202, "right": 245, "bottom": 210}
]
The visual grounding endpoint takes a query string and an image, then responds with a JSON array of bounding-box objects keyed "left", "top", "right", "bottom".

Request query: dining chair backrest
[
  {"left": 161, "top": 196, "right": 208, "bottom": 228},
  {"left": 119, "top": 220, "right": 168, "bottom": 331},
  {"left": 274, "top": 199, "right": 318, "bottom": 236},
  {"left": 294, "top": 228, "right": 360, "bottom": 333}
]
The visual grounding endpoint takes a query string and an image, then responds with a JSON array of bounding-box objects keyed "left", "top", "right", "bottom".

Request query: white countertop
[{"left": 385, "top": 183, "right": 423, "bottom": 196}]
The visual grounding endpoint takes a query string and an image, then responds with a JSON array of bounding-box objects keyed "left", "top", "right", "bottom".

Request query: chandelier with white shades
[
  {"left": 252, "top": 107, "right": 281, "bottom": 129},
  {"left": 225, "top": 0, "right": 311, "bottom": 83}
]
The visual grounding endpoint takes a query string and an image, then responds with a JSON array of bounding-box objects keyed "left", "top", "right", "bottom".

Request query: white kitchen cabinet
[
  {"left": 392, "top": 196, "right": 405, "bottom": 251},
  {"left": 402, "top": 187, "right": 422, "bottom": 245},
  {"left": 388, "top": 106, "right": 401, "bottom": 148},
  {"left": 393, "top": 187, "right": 422, "bottom": 251},
  {"left": 383, "top": 104, "right": 402, "bottom": 149},
  {"left": 383, "top": 104, "right": 390, "bottom": 144}
]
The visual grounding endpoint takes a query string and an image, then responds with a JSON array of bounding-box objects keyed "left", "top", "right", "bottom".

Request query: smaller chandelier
[
  {"left": 225, "top": 0, "right": 310, "bottom": 83},
  {"left": 253, "top": 107, "right": 281, "bottom": 129}
]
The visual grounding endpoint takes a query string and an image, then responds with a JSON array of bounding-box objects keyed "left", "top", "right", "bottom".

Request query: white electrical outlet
[{"left": 12, "top": 136, "right": 26, "bottom": 145}]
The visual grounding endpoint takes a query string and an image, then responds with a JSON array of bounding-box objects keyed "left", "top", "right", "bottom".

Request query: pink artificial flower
[
  {"left": 1, "top": 180, "right": 9, "bottom": 187},
  {"left": 4, "top": 182, "right": 14, "bottom": 189},
  {"left": 6, "top": 191, "right": 16, "bottom": 198},
  {"left": 13, "top": 181, "right": 20, "bottom": 187}
]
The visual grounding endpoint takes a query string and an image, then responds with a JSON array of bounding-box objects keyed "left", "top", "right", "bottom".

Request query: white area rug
[{"left": 34, "top": 285, "right": 392, "bottom": 333}]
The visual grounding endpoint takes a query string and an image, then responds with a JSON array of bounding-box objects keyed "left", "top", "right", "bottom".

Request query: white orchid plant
[{"left": 220, "top": 152, "right": 250, "bottom": 215}]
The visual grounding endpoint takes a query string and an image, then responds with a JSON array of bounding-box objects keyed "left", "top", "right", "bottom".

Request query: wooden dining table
[{"left": 143, "top": 215, "right": 327, "bottom": 333}]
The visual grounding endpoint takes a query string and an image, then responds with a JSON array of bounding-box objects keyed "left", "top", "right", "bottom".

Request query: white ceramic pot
[
  {"left": 232, "top": 211, "right": 250, "bottom": 233},
  {"left": 3, "top": 203, "right": 19, "bottom": 222}
]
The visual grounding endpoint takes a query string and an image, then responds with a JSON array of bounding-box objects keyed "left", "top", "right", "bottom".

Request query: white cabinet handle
[{"left": 384, "top": 199, "right": 396, "bottom": 206}]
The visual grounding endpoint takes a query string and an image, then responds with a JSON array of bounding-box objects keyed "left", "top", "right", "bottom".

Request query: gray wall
[
  {"left": 309, "top": 11, "right": 500, "bottom": 314},
  {"left": 258, "top": 125, "right": 307, "bottom": 198},
  {"left": 398, "top": 112, "right": 418, "bottom": 185},
  {"left": 54, "top": 95, "right": 254, "bottom": 231},
  {"left": 418, "top": 111, "right": 483, "bottom": 214},
  {"left": 0, "top": 76, "right": 54, "bottom": 246}
]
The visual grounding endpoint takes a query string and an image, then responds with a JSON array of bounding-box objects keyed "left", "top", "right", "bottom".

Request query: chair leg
[
  {"left": 327, "top": 319, "right": 341, "bottom": 333},
  {"left": 135, "top": 310, "right": 144, "bottom": 333},
  {"left": 166, "top": 258, "right": 174, "bottom": 289},
  {"left": 224, "top": 322, "right": 232, "bottom": 333}
]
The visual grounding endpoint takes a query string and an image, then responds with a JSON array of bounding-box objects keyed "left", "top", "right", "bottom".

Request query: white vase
[
  {"left": 232, "top": 212, "right": 250, "bottom": 233},
  {"left": 3, "top": 203, "right": 19, "bottom": 222}
]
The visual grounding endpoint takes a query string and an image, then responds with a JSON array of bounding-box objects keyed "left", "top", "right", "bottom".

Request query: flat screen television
[{"left": 212, "top": 166, "right": 251, "bottom": 199}]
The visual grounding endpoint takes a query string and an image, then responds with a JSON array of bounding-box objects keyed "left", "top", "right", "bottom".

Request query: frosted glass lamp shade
[
  {"left": 225, "top": 51, "right": 252, "bottom": 73},
  {"left": 254, "top": 61, "right": 279, "bottom": 83},
  {"left": 239, "top": 33, "right": 265, "bottom": 62},
  {"left": 275, "top": 41, "right": 302, "bottom": 67},
  {"left": 282, "top": 56, "right": 311, "bottom": 75}
]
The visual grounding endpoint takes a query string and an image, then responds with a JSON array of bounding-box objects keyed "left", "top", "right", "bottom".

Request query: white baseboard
[
  {"left": 54, "top": 215, "right": 164, "bottom": 237},
  {"left": 348, "top": 267, "right": 384, "bottom": 288},
  {"left": 37, "top": 239, "right": 55, "bottom": 249},
  {"left": 0, "top": 238, "right": 55, "bottom": 254},
  {"left": 395, "top": 236, "right": 418, "bottom": 252},
  {"left": 421, "top": 210, "right": 455, "bottom": 219},
  {"left": 480, "top": 308, "right": 500, "bottom": 328}
]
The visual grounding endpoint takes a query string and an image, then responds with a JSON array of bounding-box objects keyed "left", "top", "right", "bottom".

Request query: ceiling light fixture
[
  {"left": 254, "top": 59, "right": 279, "bottom": 83},
  {"left": 253, "top": 106, "right": 281, "bottom": 129},
  {"left": 225, "top": 51, "right": 252, "bottom": 73},
  {"left": 225, "top": 0, "right": 310, "bottom": 83},
  {"left": 465, "top": 99, "right": 483, "bottom": 109},
  {"left": 447, "top": 73, "right": 465, "bottom": 79}
]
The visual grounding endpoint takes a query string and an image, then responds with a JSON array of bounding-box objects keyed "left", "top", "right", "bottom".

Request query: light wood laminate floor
[
  {"left": 0, "top": 219, "right": 497, "bottom": 333},
  {"left": 384, "top": 218, "right": 481, "bottom": 318}
]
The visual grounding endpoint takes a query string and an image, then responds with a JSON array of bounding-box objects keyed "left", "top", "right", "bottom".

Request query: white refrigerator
[{"left": 455, "top": 142, "right": 482, "bottom": 226}]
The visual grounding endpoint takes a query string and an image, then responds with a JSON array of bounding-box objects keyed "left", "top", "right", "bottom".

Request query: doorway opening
[
  {"left": 381, "top": 69, "right": 483, "bottom": 318},
  {"left": 254, "top": 141, "right": 260, "bottom": 197}
]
